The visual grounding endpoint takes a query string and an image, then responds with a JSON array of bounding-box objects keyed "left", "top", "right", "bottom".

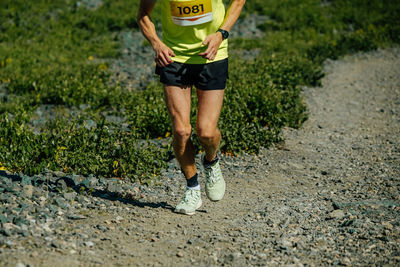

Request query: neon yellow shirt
[{"left": 161, "top": 0, "right": 228, "bottom": 64}]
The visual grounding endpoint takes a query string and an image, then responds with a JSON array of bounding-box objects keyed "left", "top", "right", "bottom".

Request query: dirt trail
[{"left": 1, "top": 48, "right": 399, "bottom": 266}]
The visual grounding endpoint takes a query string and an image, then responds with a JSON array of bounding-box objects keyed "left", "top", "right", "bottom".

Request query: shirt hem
[{"left": 172, "top": 54, "right": 228, "bottom": 64}]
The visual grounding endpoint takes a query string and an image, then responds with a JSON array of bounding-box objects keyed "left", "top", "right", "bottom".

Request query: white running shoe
[
  {"left": 174, "top": 187, "right": 202, "bottom": 215},
  {"left": 203, "top": 156, "right": 226, "bottom": 202}
]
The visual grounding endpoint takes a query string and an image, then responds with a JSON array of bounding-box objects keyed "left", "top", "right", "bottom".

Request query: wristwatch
[{"left": 217, "top": 29, "right": 229, "bottom": 40}]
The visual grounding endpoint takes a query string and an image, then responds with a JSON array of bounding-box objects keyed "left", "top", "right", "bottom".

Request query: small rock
[
  {"left": 0, "top": 214, "right": 8, "bottom": 224},
  {"left": 84, "top": 119, "right": 97, "bottom": 130},
  {"left": 328, "top": 210, "right": 345, "bottom": 219},
  {"left": 4, "top": 186, "right": 17, "bottom": 193},
  {"left": 5, "top": 240, "right": 14, "bottom": 247},
  {"left": 245, "top": 254, "right": 253, "bottom": 260},
  {"left": 38, "top": 196, "right": 47, "bottom": 206},
  {"left": 332, "top": 201, "right": 343, "bottom": 210},
  {"left": 15, "top": 263, "right": 25, "bottom": 267},
  {"left": 84, "top": 241, "right": 94, "bottom": 247},
  {"left": 22, "top": 185, "right": 34, "bottom": 198},
  {"left": 56, "top": 179, "right": 68, "bottom": 192},
  {"left": 96, "top": 225, "right": 108, "bottom": 232},
  {"left": 80, "top": 233, "right": 89, "bottom": 239},
  {"left": 75, "top": 195, "right": 86, "bottom": 204},
  {"left": 341, "top": 257, "right": 351, "bottom": 266},
  {"left": 87, "top": 175, "right": 98, "bottom": 187},
  {"left": 54, "top": 197, "right": 69, "bottom": 209},
  {"left": 80, "top": 178, "right": 91, "bottom": 188},
  {"left": 257, "top": 253, "right": 267, "bottom": 259},
  {"left": 281, "top": 239, "right": 293, "bottom": 248},
  {"left": 382, "top": 221, "right": 393, "bottom": 230},
  {"left": 70, "top": 175, "right": 82, "bottom": 186},
  {"left": 107, "top": 183, "right": 123, "bottom": 194},
  {"left": 1, "top": 228, "right": 12, "bottom": 237},
  {"left": 227, "top": 252, "right": 242, "bottom": 262},
  {"left": 51, "top": 241, "right": 60, "bottom": 248},
  {"left": 49, "top": 204, "right": 58, "bottom": 214},
  {"left": 63, "top": 192, "right": 77, "bottom": 201},
  {"left": 176, "top": 251, "right": 184, "bottom": 257},
  {"left": 53, "top": 171, "right": 66, "bottom": 177},
  {"left": 67, "top": 214, "right": 87, "bottom": 220},
  {"left": 3, "top": 222, "right": 13, "bottom": 230},
  {"left": 20, "top": 175, "right": 31, "bottom": 186},
  {"left": 13, "top": 216, "right": 28, "bottom": 226},
  {"left": 341, "top": 219, "right": 355, "bottom": 227}
]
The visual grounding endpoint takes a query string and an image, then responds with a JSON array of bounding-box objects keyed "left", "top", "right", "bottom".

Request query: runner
[{"left": 137, "top": 0, "right": 245, "bottom": 215}]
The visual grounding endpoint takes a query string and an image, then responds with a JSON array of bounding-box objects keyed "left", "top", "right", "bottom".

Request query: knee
[
  {"left": 196, "top": 127, "right": 216, "bottom": 143},
  {"left": 173, "top": 125, "right": 192, "bottom": 140}
]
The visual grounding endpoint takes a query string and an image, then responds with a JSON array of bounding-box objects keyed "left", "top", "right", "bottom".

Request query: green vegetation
[{"left": 1, "top": 0, "right": 399, "bottom": 182}]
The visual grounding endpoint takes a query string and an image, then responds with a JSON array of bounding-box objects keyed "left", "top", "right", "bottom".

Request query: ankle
[
  {"left": 186, "top": 173, "right": 199, "bottom": 189},
  {"left": 204, "top": 154, "right": 218, "bottom": 166}
]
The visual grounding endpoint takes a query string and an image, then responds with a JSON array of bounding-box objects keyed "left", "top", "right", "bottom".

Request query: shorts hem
[{"left": 195, "top": 86, "right": 226, "bottom": 90}]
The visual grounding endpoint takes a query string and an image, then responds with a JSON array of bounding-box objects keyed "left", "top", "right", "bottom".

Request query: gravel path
[{"left": 1, "top": 48, "right": 399, "bottom": 266}]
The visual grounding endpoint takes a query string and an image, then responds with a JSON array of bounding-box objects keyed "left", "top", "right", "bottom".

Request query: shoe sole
[{"left": 174, "top": 199, "right": 202, "bottom": 215}]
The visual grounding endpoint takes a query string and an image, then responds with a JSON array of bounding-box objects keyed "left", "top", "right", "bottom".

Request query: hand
[
  {"left": 153, "top": 41, "right": 175, "bottom": 67},
  {"left": 199, "top": 32, "right": 223, "bottom": 61}
]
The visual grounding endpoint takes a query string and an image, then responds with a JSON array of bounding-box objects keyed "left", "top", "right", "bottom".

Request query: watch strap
[{"left": 217, "top": 29, "right": 229, "bottom": 40}]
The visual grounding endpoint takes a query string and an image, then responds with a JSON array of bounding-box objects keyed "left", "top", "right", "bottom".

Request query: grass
[{"left": 0, "top": 0, "right": 399, "bottom": 182}]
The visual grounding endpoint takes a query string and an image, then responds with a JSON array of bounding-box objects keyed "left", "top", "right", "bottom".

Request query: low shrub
[{"left": 0, "top": 0, "right": 399, "bottom": 181}]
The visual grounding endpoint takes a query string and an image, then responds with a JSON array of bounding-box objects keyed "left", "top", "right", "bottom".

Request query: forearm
[
  {"left": 137, "top": 0, "right": 175, "bottom": 66},
  {"left": 220, "top": 0, "right": 246, "bottom": 31},
  {"left": 137, "top": 0, "right": 162, "bottom": 48}
]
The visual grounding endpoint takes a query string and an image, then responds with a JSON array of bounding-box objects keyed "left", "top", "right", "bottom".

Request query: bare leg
[
  {"left": 164, "top": 85, "right": 197, "bottom": 179},
  {"left": 196, "top": 89, "right": 225, "bottom": 162}
]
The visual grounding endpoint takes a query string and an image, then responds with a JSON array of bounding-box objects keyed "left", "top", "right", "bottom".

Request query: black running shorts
[{"left": 155, "top": 58, "right": 228, "bottom": 90}]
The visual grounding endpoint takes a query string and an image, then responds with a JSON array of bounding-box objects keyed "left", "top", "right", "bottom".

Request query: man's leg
[
  {"left": 165, "top": 85, "right": 203, "bottom": 215},
  {"left": 196, "top": 89, "right": 224, "bottom": 161},
  {"left": 196, "top": 88, "right": 226, "bottom": 202},
  {"left": 164, "top": 85, "right": 197, "bottom": 179}
]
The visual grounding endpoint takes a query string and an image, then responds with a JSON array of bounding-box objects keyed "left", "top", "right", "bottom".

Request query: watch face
[{"left": 218, "top": 29, "right": 229, "bottom": 39}]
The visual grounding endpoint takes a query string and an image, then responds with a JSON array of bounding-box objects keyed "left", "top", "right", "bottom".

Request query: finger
[
  {"left": 210, "top": 52, "right": 216, "bottom": 60},
  {"left": 156, "top": 57, "right": 166, "bottom": 67},
  {"left": 158, "top": 52, "right": 170, "bottom": 66},
  {"left": 199, "top": 51, "right": 208, "bottom": 57},
  {"left": 199, "top": 52, "right": 209, "bottom": 59},
  {"left": 156, "top": 61, "right": 163, "bottom": 67},
  {"left": 164, "top": 50, "right": 175, "bottom": 63},
  {"left": 168, "top": 48, "right": 176, "bottom": 57},
  {"left": 201, "top": 44, "right": 214, "bottom": 57},
  {"left": 210, "top": 48, "right": 218, "bottom": 60},
  {"left": 199, "top": 49, "right": 209, "bottom": 57},
  {"left": 202, "top": 36, "right": 211, "bottom": 46}
]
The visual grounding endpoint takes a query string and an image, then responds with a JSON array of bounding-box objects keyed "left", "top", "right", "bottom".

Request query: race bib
[{"left": 170, "top": 0, "right": 213, "bottom": 26}]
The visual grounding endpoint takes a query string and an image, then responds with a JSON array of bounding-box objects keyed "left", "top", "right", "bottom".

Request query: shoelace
[
  {"left": 205, "top": 165, "right": 219, "bottom": 184},
  {"left": 183, "top": 190, "right": 198, "bottom": 204}
]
